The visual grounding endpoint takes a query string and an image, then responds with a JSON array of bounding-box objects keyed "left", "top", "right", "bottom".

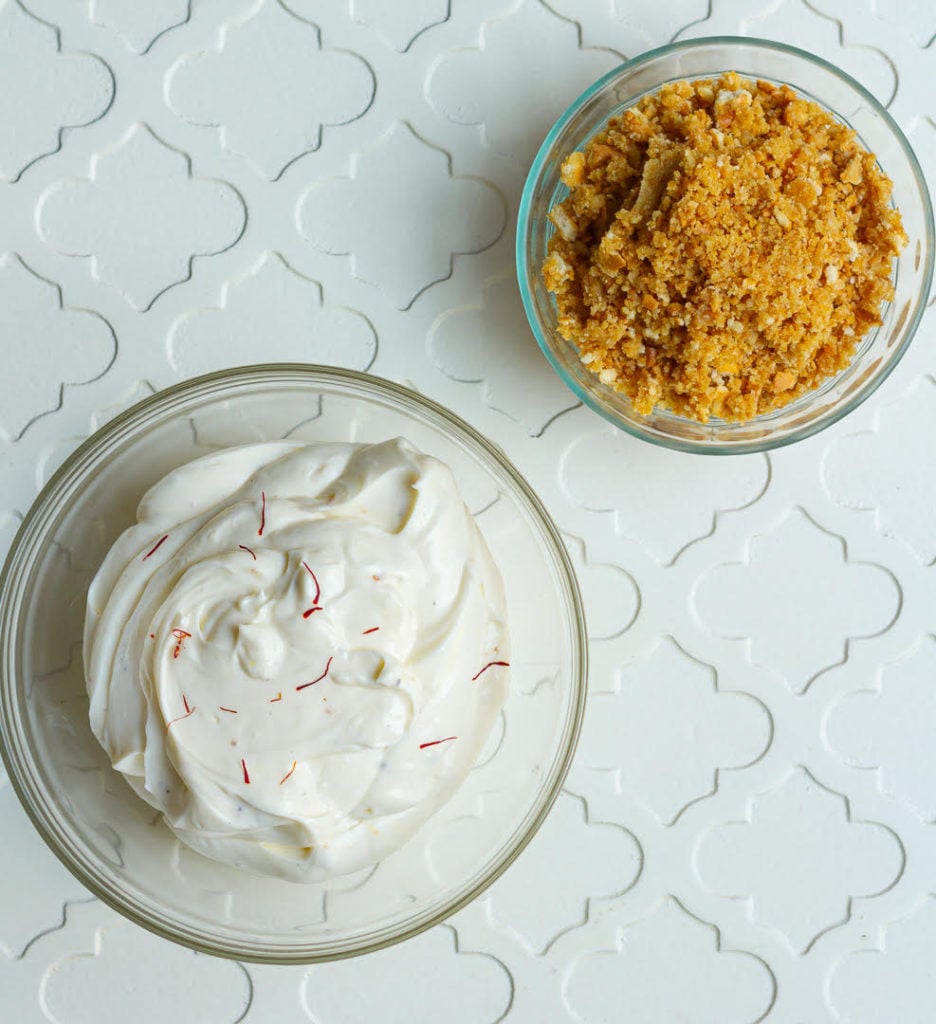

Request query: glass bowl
[
  {"left": 0, "top": 365, "right": 586, "bottom": 962},
  {"left": 517, "top": 36, "right": 934, "bottom": 455}
]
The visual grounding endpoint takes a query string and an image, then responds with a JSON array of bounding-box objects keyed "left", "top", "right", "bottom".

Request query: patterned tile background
[{"left": 1, "top": 0, "right": 934, "bottom": 1020}]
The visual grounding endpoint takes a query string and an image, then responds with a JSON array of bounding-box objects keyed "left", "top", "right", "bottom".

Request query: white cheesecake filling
[{"left": 84, "top": 438, "right": 509, "bottom": 882}]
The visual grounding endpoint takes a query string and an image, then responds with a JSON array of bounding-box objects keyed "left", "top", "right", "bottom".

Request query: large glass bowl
[
  {"left": 517, "top": 37, "right": 934, "bottom": 454},
  {"left": 0, "top": 365, "right": 586, "bottom": 962}
]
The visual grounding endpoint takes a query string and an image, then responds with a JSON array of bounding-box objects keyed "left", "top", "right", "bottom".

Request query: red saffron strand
[
  {"left": 302, "top": 605, "right": 323, "bottom": 619},
  {"left": 171, "top": 628, "right": 192, "bottom": 659},
  {"left": 241, "top": 758, "right": 250, "bottom": 784},
  {"left": 301, "top": 561, "right": 321, "bottom": 604},
  {"left": 239, "top": 544, "right": 257, "bottom": 560},
  {"left": 269, "top": 692, "right": 283, "bottom": 703},
  {"left": 258, "top": 491, "right": 266, "bottom": 537},
  {"left": 219, "top": 706, "right": 238, "bottom": 714},
  {"left": 142, "top": 534, "right": 168, "bottom": 561},
  {"left": 167, "top": 705, "right": 196, "bottom": 729},
  {"left": 296, "top": 655, "right": 333, "bottom": 691},
  {"left": 471, "top": 660, "right": 510, "bottom": 681},
  {"left": 279, "top": 760, "right": 297, "bottom": 785},
  {"left": 419, "top": 736, "right": 457, "bottom": 750},
  {"left": 361, "top": 626, "right": 379, "bottom": 635},
  {"left": 182, "top": 694, "right": 192, "bottom": 714}
]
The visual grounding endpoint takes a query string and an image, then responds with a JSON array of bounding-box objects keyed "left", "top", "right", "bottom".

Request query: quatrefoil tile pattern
[
  {"left": 563, "top": 533, "right": 640, "bottom": 641},
  {"left": 826, "top": 637, "right": 936, "bottom": 822},
  {"left": 89, "top": 0, "right": 191, "bottom": 54},
  {"left": 3, "top": 1, "right": 936, "bottom": 1021},
  {"left": 0, "top": 782, "right": 89, "bottom": 959},
  {"left": 678, "top": 0, "right": 898, "bottom": 105},
  {"left": 828, "top": 898, "right": 936, "bottom": 1023},
  {"left": 35, "top": 380, "right": 157, "bottom": 490},
  {"left": 351, "top": 0, "right": 450, "bottom": 52},
  {"left": 579, "top": 638, "right": 771, "bottom": 824},
  {"left": 167, "top": 252, "right": 376, "bottom": 377},
  {"left": 0, "top": 0, "right": 113, "bottom": 181},
  {"left": 427, "top": 0, "right": 622, "bottom": 165},
  {"left": 695, "top": 767, "right": 904, "bottom": 953},
  {"left": 559, "top": 424, "right": 770, "bottom": 564},
  {"left": 544, "top": 0, "right": 709, "bottom": 51},
  {"left": 822, "top": 378, "right": 936, "bottom": 564},
  {"left": 693, "top": 509, "right": 900, "bottom": 692},
  {"left": 302, "top": 926, "right": 512, "bottom": 1022},
  {"left": 30, "top": 903, "right": 251, "bottom": 1023},
  {"left": 427, "top": 272, "right": 578, "bottom": 435},
  {"left": 298, "top": 121, "right": 505, "bottom": 309},
  {"left": 37, "top": 124, "right": 246, "bottom": 310},
  {"left": 565, "top": 898, "right": 776, "bottom": 1023},
  {"left": 0, "top": 254, "right": 115, "bottom": 441},
  {"left": 481, "top": 792, "right": 642, "bottom": 954},
  {"left": 167, "top": 0, "right": 375, "bottom": 180}
]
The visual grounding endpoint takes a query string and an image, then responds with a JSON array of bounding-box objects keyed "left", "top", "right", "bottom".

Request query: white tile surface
[{"left": 1, "top": 0, "right": 934, "bottom": 1019}]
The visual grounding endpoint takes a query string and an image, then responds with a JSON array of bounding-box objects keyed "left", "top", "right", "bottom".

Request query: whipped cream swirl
[{"left": 84, "top": 439, "right": 509, "bottom": 881}]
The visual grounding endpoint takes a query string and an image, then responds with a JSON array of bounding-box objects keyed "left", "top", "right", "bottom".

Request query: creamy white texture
[{"left": 84, "top": 439, "right": 509, "bottom": 881}]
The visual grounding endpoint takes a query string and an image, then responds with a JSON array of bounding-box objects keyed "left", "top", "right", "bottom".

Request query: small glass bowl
[
  {"left": 517, "top": 36, "right": 934, "bottom": 455},
  {"left": 0, "top": 365, "right": 587, "bottom": 962}
]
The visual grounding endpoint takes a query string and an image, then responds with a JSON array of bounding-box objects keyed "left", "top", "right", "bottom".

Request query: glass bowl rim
[
  {"left": 516, "top": 34, "right": 936, "bottom": 456},
  {"left": 0, "top": 363, "right": 588, "bottom": 963}
]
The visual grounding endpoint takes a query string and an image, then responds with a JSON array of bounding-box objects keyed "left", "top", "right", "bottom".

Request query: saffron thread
[
  {"left": 472, "top": 660, "right": 510, "bottom": 681},
  {"left": 167, "top": 703, "right": 196, "bottom": 729},
  {"left": 362, "top": 626, "right": 379, "bottom": 635},
  {"left": 171, "top": 629, "right": 192, "bottom": 659},
  {"left": 239, "top": 544, "right": 256, "bottom": 560},
  {"left": 258, "top": 491, "right": 266, "bottom": 537},
  {"left": 301, "top": 561, "right": 321, "bottom": 603},
  {"left": 279, "top": 760, "right": 297, "bottom": 785},
  {"left": 419, "top": 736, "right": 457, "bottom": 750},
  {"left": 296, "top": 656, "right": 333, "bottom": 691},
  {"left": 241, "top": 758, "right": 250, "bottom": 784},
  {"left": 219, "top": 706, "right": 238, "bottom": 714},
  {"left": 269, "top": 692, "right": 283, "bottom": 703},
  {"left": 300, "top": 561, "right": 322, "bottom": 618},
  {"left": 142, "top": 534, "right": 168, "bottom": 561},
  {"left": 182, "top": 694, "right": 191, "bottom": 714}
]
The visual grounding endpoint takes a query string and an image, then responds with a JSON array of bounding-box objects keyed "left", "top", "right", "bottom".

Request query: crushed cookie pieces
[{"left": 543, "top": 72, "right": 907, "bottom": 422}]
